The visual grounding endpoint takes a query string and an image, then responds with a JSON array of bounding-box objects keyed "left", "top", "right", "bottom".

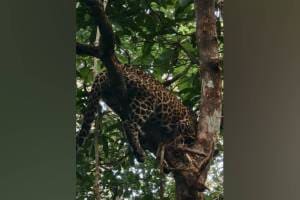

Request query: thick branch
[
  {"left": 77, "top": 0, "right": 129, "bottom": 153},
  {"left": 174, "top": 0, "right": 223, "bottom": 199},
  {"left": 76, "top": 42, "right": 101, "bottom": 58},
  {"left": 195, "top": 0, "right": 222, "bottom": 131},
  {"left": 86, "top": 0, "right": 115, "bottom": 58},
  {"left": 196, "top": 0, "right": 220, "bottom": 68},
  {"left": 84, "top": 0, "right": 129, "bottom": 117},
  {"left": 193, "top": 0, "right": 223, "bottom": 200}
]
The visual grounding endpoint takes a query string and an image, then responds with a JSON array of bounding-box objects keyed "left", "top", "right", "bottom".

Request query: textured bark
[
  {"left": 175, "top": 0, "right": 222, "bottom": 199},
  {"left": 195, "top": 0, "right": 222, "bottom": 198},
  {"left": 175, "top": 174, "right": 202, "bottom": 200}
]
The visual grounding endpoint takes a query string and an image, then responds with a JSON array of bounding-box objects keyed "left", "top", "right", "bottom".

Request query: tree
[{"left": 76, "top": 0, "right": 223, "bottom": 199}]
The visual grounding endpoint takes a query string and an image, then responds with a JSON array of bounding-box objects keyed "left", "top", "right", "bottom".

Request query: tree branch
[
  {"left": 163, "top": 65, "right": 192, "bottom": 87},
  {"left": 177, "top": 43, "right": 199, "bottom": 65},
  {"left": 162, "top": 42, "right": 197, "bottom": 87},
  {"left": 76, "top": 42, "right": 101, "bottom": 58},
  {"left": 84, "top": 0, "right": 129, "bottom": 118},
  {"left": 85, "top": 0, "right": 115, "bottom": 58},
  {"left": 193, "top": 0, "right": 223, "bottom": 199}
]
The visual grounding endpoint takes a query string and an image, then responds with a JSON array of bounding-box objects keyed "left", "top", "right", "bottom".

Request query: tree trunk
[
  {"left": 175, "top": 174, "right": 202, "bottom": 200},
  {"left": 175, "top": 0, "right": 223, "bottom": 199}
]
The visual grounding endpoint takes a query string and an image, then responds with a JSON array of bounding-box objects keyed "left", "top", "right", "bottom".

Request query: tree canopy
[{"left": 76, "top": 0, "right": 223, "bottom": 199}]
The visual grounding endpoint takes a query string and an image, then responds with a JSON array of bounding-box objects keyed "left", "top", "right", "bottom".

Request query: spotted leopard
[{"left": 77, "top": 63, "right": 197, "bottom": 163}]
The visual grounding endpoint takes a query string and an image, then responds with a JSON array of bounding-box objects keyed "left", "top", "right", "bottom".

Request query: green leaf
[
  {"left": 175, "top": 0, "right": 193, "bottom": 16},
  {"left": 178, "top": 0, "right": 193, "bottom": 8},
  {"left": 78, "top": 67, "right": 93, "bottom": 83},
  {"left": 142, "top": 42, "right": 153, "bottom": 57},
  {"left": 156, "top": 48, "right": 175, "bottom": 66}
]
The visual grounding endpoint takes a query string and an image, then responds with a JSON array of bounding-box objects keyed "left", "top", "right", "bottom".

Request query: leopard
[
  {"left": 75, "top": 0, "right": 213, "bottom": 193},
  {"left": 77, "top": 63, "right": 208, "bottom": 191},
  {"left": 76, "top": 64, "right": 209, "bottom": 191}
]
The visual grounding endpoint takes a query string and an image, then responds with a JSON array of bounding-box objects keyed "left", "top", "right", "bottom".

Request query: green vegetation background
[{"left": 76, "top": 0, "right": 223, "bottom": 199}]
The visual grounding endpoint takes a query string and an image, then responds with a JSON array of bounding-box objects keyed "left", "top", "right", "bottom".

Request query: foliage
[{"left": 76, "top": 0, "right": 224, "bottom": 199}]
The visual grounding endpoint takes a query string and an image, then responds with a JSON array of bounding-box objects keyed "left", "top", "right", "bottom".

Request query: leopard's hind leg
[
  {"left": 122, "top": 96, "right": 155, "bottom": 162},
  {"left": 77, "top": 73, "right": 108, "bottom": 151}
]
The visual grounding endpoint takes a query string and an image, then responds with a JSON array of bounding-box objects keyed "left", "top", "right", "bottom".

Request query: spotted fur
[{"left": 77, "top": 64, "right": 197, "bottom": 162}]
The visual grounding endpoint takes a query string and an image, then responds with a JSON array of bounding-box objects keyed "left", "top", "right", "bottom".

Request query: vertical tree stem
[
  {"left": 175, "top": 0, "right": 223, "bottom": 199},
  {"left": 93, "top": 27, "right": 102, "bottom": 200},
  {"left": 195, "top": 0, "right": 222, "bottom": 199}
]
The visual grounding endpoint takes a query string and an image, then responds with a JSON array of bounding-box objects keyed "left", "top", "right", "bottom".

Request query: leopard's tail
[{"left": 76, "top": 76, "right": 101, "bottom": 152}]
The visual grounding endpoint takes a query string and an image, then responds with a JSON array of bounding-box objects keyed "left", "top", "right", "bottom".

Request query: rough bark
[
  {"left": 175, "top": 0, "right": 222, "bottom": 199},
  {"left": 175, "top": 174, "right": 201, "bottom": 200}
]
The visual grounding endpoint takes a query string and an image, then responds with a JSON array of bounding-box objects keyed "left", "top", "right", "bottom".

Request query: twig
[
  {"left": 177, "top": 146, "right": 207, "bottom": 157},
  {"left": 159, "top": 144, "right": 165, "bottom": 199},
  {"left": 163, "top": 64, "right": 192, "bottom": 86},
  {"left": 94, "top": 113, "right": 102, "bottom": 200},
  {"left": 93, "top": 27, "right": 102, "bottom": 200}
]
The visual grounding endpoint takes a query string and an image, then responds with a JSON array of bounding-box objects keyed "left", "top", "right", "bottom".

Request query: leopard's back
[
  {"left": 120, "top": 66, "right": 196, "bottom": 137},
  {"left": 78, "top": 64, "right": 196, "bottom": 161}
]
